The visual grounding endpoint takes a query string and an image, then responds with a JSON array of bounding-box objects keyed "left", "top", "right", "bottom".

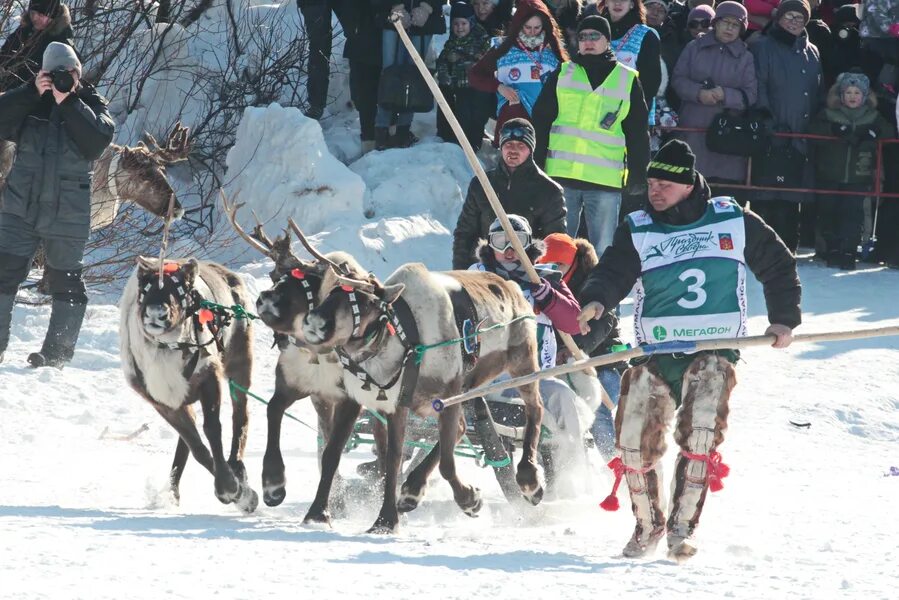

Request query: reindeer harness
[
  {"left": 138, "top": 263, "right": 233, "bottom": 379},
  {"left": 332, "top": 281, "right": 483, "bottom": 407}
]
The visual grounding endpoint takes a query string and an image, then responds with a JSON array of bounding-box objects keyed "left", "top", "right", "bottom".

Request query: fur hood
[
  {"left": 21, "top": 4, "right": 72, "bottom": 38},
  {"left": 826, "top": 80, "right": 878, "bottom": 110},
  {"left": 564, "top": 237, "right": 599, "bottom": 297}
]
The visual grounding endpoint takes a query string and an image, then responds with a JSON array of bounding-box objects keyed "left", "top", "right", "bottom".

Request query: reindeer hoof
[
  {"left": 459, "top": 487, "right": 483, "bottom": 517},
  {"left": 215, "top": 476, "right": 241, "bottom": 504},
  {"left": 366, "top": 516, "right": 398, "bottom": 534},
  {"left": 397, "top": 484, "right": 426, "bottom": 514},
  {"left": 303, "top": 510, "right": 332, "bottom": 527},
  {"left": 236, "top": 486, "right": 259, "bottom": 514},
  {"left": 522, "top": 486, "right": 544, "bottom": 506},
  {"left": 263, "top": 486, "right": 286, "bottom": 507}
]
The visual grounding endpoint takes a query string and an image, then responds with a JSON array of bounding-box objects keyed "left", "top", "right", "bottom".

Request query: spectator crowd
[{"left": 291, "top": 0, "right": 899, "bottom": 271}]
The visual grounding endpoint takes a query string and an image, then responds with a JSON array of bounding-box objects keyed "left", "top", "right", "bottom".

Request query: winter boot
[
  {"left": 27, "top": 300, "right": 86, "bottom": 368},
  {"left": 623, "top": 521, "right": 665, "bottom": 558},
  {"left": 0, "top": 292, "right": 15, "bottom": 364},
  {"left": 667, "top": 521, "right": 698, "bottom": 563},
  {"left": 374, "top": 127, "right": 391, "bottom": 151},
  {"left": 391, "top": 125, "right": 418, "bottom": 149}
]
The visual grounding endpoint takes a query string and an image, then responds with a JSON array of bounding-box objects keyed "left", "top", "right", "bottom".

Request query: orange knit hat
[{"left": 538, "top": 233, "right": 578, "bottom": 268}]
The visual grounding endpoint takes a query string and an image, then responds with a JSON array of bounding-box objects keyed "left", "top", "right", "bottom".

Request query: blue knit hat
[{"left": 836, "top": 71, "right": 870, "bottom": 102}]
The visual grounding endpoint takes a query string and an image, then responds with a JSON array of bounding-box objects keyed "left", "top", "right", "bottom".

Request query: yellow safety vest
[{"left": 545, "top": 61, "right": 636, "bottom": 188}]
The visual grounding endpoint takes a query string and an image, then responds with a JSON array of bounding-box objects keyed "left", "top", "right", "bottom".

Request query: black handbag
[
  {"left": 751, "top": 139, "right": 807, "bottom": 188},
  {"left": 705, "top": 89, "right": 769, "bottom": 156},
  {"left": 377, "top": 36, "right": 434, "bottom": 114}
]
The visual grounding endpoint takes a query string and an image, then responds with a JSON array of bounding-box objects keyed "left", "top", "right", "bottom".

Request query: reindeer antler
[
  {"left": 287, "top": 218, "right": 349, "bottom": 275},
  {"left": 144, "top": 121, "right": 191, "bottom": 164},
  {"left": 219, "top": 189, "right": 275, "bottom": 259}
]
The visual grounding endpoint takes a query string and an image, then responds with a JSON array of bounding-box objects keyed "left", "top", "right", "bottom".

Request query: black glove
[{"left": 831, "top": 122, "right": 852, "bottom": 137}]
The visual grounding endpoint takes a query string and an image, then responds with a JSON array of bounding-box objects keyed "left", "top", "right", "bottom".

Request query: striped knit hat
[{"left": 647, "top": 140, "right": 696, "bottom": 185}]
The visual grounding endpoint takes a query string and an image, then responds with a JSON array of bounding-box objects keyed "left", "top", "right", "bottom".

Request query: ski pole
[
  {"left": 388, "top": 15, "right": 613, "bottom": 412},
  {"left": 431, "top": 324, "right": 899, "bottom": 411}
]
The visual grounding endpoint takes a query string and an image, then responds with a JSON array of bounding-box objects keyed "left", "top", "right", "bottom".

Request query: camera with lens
[{"left": 49, "top": 68, "right": 75, "bottom": 93}]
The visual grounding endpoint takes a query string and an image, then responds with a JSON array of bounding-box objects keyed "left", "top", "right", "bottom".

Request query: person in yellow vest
[{"left": 532, "top": 14, "right": 650, "bottom": 257}]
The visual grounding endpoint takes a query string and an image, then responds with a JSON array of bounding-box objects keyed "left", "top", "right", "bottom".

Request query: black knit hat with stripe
[{"left": 647, "top": 140, "right": 696, "bottom": 185}]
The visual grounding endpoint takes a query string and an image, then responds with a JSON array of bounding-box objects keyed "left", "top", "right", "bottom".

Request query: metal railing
[{"left": 659, "top": 127, "right": 899, "bottom": 199}]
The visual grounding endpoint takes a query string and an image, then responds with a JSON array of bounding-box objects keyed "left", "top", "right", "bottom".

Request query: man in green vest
[
  {"left": 531, "top": 14, "right": 650, "bottom": 257},
  {"left": 576, "top": 140, "right": 801, "bottom": 562}
]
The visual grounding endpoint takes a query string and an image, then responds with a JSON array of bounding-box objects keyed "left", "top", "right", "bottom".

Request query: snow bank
[{"left": 224, "top": 103, "right": 365, "bottom": 234}]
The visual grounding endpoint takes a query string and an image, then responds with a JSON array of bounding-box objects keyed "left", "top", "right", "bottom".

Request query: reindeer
[
  {"left": 90, "top": 122, "right": 191, "bottom": 229},
  {"left": 119, "top": 255, "right": 258, "bottom": 513},
  {"left": 222, "top": 196, "right": 381, "bottom": 525},
  {"left": 299, "top": 232, "right": 547, "bottom": 534}
]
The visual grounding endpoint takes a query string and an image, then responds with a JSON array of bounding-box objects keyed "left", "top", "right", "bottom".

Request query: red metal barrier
[{"left": 659, "top": 127, "right": 899, "bottom": 200}]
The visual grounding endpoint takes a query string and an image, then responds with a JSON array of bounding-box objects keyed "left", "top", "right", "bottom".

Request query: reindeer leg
[
  {"left": 304, "top": 398, "right": 362, "bottom": 526},
  {"left": 399, "top": 413, "right": 463, "bottom": 513},
  {"left": 262, "top": 373, "right": 301, "bottom": 507},
  {"left": 367, "top": 407, "right": 408, "bottom": 534},
  {"left": 169, "top": 438, "right": 190, "bottom": 504},
  {"left": 437, "top": 403, "right": 482, "bottom": 517},
  {"left": 515, "top": 379, "right": 546, "bottom": 505},
  {"left": 151, "top": 403, "right": 214, "bottom": 502},
  {"left": 223, "top": 332, "right": 252, "bottom": 482},
  {"left": 195, "top": 372, "right": 241, "bottom": 507}
]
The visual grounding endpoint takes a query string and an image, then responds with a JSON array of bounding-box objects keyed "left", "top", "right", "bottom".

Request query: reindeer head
[
  {"left": 135, "top": 256, "right": 200, "bottom": 337},
  {"left": 116, "top": 121, "right": 191, "bottom": 220},
  {"left": 220, "top": 192, "right": 367, "bottom": 341},
  {"left": 302, "top": 269, "right": 405, "bottom": 350}
]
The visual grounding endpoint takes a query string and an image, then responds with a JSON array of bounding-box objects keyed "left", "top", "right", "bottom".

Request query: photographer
[{"left": 0, "top": 42, "right": 114, "bottom": 367}]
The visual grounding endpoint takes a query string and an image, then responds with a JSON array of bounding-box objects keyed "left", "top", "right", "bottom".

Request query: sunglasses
[
  {"left": 488, "top": 230, "right": 531, "bottom": 252},
  {"left": 577, "top": 32, "right": 604, "bottom": 41},
  {"left": 688, "top": 19, "right": 711, "bottom": 29}
]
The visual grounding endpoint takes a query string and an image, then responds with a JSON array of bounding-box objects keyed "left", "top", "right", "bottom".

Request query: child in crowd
[
  {"left": 436, "top": 2, "right": 493, "bottom": 150},
  {"left": 809, "top": 70, "right": 895, "bottom": 270}
]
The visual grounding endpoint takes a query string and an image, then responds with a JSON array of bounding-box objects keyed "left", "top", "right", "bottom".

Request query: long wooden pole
[
  {"left": 431, "top": 325, "right": 899, "bottom": 411},
  {"left": 389, "top": 16, "right": 613, "bottom": 411}
]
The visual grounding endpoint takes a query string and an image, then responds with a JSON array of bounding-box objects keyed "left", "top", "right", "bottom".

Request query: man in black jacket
[
  {"left": 531, "top": 15, "right": 650, "bottom": 257},
  {"left": 576, "top": 140, "right": 801, "bottom": 562},
  {"left": 451, "top": 118, "right": 566, "bottom": 269},
  {"left": 0, "top": 42, "right": 115, "bottom": 367}
]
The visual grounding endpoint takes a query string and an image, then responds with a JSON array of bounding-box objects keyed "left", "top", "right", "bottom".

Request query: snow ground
[{"left": 1, "top": 260, "right": 897, "bottom": 600}]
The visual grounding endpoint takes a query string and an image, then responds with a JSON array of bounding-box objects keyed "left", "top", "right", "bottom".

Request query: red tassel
[
  {"left": 600, "top": 494, "right": 620, "bottom": 511},
  {"left": 386, "top": 321, "right": 396, "bottom": 336},
  {"left": 197, "top": 308, "right": 214, "bottom": 325},
  {"left": 162, "top": 262, "right": 179, "bottom": 274},
  {"left": 682, "top": 450, "right": 730, "bottom": 492},
  {"left": 290, "top": 268, "right": 305, "bottom": 280},
  {"left": 600, "top": 457, "right": 626, "bottom": 512}
]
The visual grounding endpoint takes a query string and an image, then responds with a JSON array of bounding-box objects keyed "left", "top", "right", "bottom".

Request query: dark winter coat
[
  {"left": 808, "top": 85, "right": 895, "bottom": 187},
  {"left": 0, "top": 81, "right": 115, "bottom": 240},
  {"left": 749, "top": 24, "right": 822, "bottom": 202},
  {"left": 452, "top": 157, "right": 566, "bottom": 269},
  {"left": 530, "top": 50, "right": 650, "bottom": 192},
  {"left": 0, "top": 5, "right": 74, "bottom": 91},
  {"left": 375, "top": 0, "right": 447, "bottom": 36},
  {"left": 806, "top": 17, "right": 834, "bottom": 89},
  {"left": 559, "top": 237, "right": 625, "bottom": 371},
  {"left": 750, "top": 25, "right": 822, "bottom": 154},
  {"left": 436, "top": 23, "right": 491, "bottom": 88},
  {"left": 339, "top": 0, "right": 382, "bottom": 66},
  {"left": 579, "top": 173, "right": 802, "bottom": 330},
  {"left": 671, "top": 31, "right": 758, "bottom": 182},
  {"left": 656, "top": 18, "right": 686, "bottom": 109}
]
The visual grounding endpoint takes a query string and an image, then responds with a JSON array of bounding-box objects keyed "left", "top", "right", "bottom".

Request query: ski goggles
[{"left": 488, "top": 230, "right": 531, "bottom": 252}]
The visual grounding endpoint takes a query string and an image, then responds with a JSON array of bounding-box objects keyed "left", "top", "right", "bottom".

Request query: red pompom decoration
[{"left": 197, "top": 308, "right": 214, "bottom": 325}]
